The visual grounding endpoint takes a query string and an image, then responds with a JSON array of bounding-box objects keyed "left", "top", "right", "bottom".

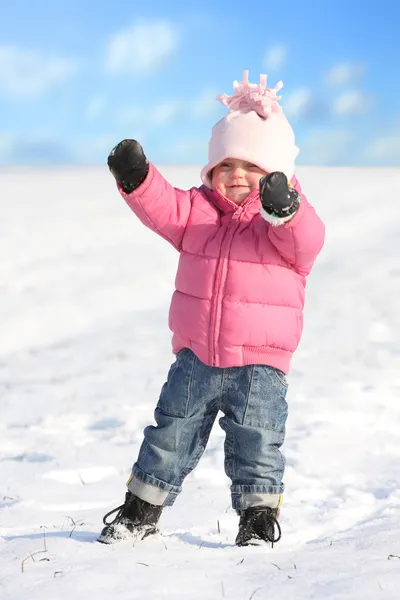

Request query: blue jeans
[{"left": 128, "top": 348, "right": 288, "bottom": 511}]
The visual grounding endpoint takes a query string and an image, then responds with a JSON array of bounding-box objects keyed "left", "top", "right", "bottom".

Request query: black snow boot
[
  {"left": 98, "top": 491, "right": 162, "bottom": 544},
  {"left": 235, "top": 507, "right": 282, "bottom": 547}
]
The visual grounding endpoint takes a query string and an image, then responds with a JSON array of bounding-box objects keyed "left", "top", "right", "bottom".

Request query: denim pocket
[
  {"left": 157, "top": 349, "right": 195, "bottom": 418},
  {"left": 270, "top": 366, "right": 288, "bottom": 389},
  {"left": 243, "top": 365, "right": 288, "bottom": 431}
]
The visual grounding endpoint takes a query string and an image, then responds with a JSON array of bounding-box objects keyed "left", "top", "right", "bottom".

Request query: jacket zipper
[{"left": 208, "top": 205, "right": 244, "bottom": 366}]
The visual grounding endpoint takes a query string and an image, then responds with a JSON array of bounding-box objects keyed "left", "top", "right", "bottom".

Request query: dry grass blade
[
  {"left": 21, "top": 525, "right": 50, "bottom": 574},
  {"left": 248, "top": 587, "right": 263, "bottom": 600}
]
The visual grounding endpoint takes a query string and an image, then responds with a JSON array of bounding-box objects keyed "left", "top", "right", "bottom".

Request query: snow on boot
[
  {"left": 235, "top": 506, "right": 282, "bottom": 547},
  {"left": 98, "top": 491, "right": 162, "bottom": 544}
]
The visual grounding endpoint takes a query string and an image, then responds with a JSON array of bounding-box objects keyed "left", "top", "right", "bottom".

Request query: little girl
[{"left": 98, "top": 71, "right": 325, "bottom": 547}]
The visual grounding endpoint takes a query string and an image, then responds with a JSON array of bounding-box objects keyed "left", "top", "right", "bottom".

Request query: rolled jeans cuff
[
  {"left": 231, "top": 484, "right": 284, "bottom": 511},
  {"left": 127, "top": 464, "right": 181, "bottom": 507}
]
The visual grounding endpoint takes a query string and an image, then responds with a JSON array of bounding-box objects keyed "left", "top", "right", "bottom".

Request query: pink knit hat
[{"left": 200, "top": 70, "right": 299, "bottom": 187}]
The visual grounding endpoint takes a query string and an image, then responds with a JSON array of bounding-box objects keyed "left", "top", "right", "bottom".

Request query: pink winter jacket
[{"left": 119, "top": 164, "right": 325, "bottom": 373}]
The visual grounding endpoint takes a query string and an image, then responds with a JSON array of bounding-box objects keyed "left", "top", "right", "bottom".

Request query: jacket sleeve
[
  {"left": 267, "top": 176, "right": 325, "bottom": 276},
  {"left": 118, "top": 163, "right": 193, "bottom": 251}
]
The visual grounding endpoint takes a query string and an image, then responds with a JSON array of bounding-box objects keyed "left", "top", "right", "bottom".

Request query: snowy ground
[{"left": 1, "top": 165, "right": 399, "bottom": 599}]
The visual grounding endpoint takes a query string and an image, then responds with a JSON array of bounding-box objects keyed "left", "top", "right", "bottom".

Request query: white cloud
[
  {"left": 0, "top": 133, "right": 15, "bottom": 161},
  {"left": 118, "top": 100, "right": 181, "bottom": 125},
  {"left": 168, "top": 137, "right": 208, "bottom": 161},
  {"left": 152, "top": 100, "right": 181, "bottom": 125},
  {"left": 325, "top": 62, "right": 365, "bottom": 86},
  {"left": 106, "top": 21, "right": 178, "bottom": 74},
  {"left": 86, "top": 95, "right": 107, "bottom": 120},
  {"left": 117, "top": 106, "right": 144, "bottom": 123},
  {"left": 367, "top": 135, "right": 400, "bottom": 162},
  {"left": 0, "top": 45, "right": 77, "bottom": 97},
  {"left": 191, "top": 89, "right": 220, "bottom": 118},
  {"left": 333, "top": 90, "right": 371, "bottom": 117},
  {"left": 301, "top": 129, "right": 354, "bottom": 165},
  {"left": 284, "top": 88, "right": 312, "bottom": 119},
  {"left": 117, "top": 89, "right": 221, "bottom": 128},
  {"left": 0, "top": 133, "right": 73, "bottom": 163},
  {"left": 263, "top": 44, "right": 287, "bottom": 71},
  {"left": 75, "top": 134, "right": 127, "bottom": 163}
]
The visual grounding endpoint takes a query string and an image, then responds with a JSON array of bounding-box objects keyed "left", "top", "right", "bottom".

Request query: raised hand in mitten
[
  {"left": 107, "top": 139, "right": 149, "bottom": 194},
  {"left": 260, "top": 172, "right": 299, "bottom": 221}
]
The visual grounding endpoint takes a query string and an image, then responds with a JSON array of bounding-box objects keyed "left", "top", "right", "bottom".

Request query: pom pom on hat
[
  {"left": 217, "top": 70, "right": 284, "bottom": 118},
  {"left": 200, "top": 70, "right": 299, "bottom": 187}
]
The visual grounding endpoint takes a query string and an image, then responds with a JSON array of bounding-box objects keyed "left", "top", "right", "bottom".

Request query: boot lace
[
  {"left": 261, "top": 509, "right": 282, "bottom": 546},
  {"left": 102, "top": 492, "right": 131, "bottom": 525},
  {"left": 250, "top": 508, "right": 282, "bottom": 547}
]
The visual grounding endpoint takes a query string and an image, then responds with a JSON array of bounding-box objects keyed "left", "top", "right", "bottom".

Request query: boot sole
[{"left": 97, "top": 524, "right": 158, "bottom": 544}]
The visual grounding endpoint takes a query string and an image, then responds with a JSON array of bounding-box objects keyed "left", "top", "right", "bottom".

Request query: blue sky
[{"left": 0, "top": 0, "right": 399, "bottom": 166}]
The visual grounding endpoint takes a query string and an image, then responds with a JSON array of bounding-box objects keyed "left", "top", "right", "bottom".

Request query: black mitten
[
  {"left": 107, "top": 139, "right": 149, "bottom": 193},
  {"left": 260, "top": 172, "right": 299, "bottom": 219}
]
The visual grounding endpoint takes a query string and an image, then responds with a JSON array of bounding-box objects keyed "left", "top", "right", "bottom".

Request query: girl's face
[{"left": 211, "top": 158, "right": 267, "bottom": 205}]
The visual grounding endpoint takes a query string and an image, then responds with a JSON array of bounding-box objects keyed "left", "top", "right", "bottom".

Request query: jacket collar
[{"left": 200, "top": 185, "right": 261, "bottom": 217}]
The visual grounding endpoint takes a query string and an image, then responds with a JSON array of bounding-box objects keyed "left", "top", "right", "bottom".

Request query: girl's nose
[{"left": 231, "top": 166, "right": 245, "bottom": 177}]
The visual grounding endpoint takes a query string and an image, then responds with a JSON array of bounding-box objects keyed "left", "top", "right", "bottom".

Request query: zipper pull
[{"left": 232, "top": 206, "right": 243, "bottom": 220}]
